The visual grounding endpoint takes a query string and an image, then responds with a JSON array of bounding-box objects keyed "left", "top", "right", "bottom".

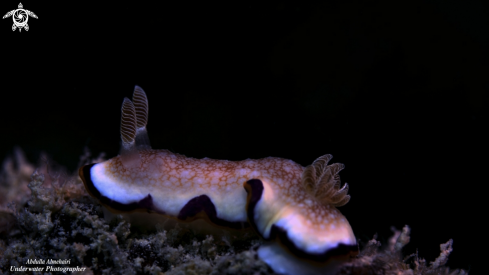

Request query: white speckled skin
[{"left": 90, "top": 149, "right": 304, "bottom": 223}]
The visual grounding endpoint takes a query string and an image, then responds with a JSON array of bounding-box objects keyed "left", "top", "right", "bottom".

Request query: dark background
[{"left": 1, "top": 1, "right": 487, "bottom": 273}]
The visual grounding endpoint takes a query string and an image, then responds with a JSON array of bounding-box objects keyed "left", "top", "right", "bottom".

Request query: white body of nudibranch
[{"left": 79, "top": 86, "right": 358, "bottom": 275}]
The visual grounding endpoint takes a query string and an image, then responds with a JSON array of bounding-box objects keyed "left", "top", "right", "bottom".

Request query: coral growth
[
  {"left": 337, "top": 226, "right": 467, "bottom": 275},
  {"left": 0, "top": 148, "right": 468, "bottom": 275},
  {"left": 0, "top": 147, "right": 35, "bottom": 213}
]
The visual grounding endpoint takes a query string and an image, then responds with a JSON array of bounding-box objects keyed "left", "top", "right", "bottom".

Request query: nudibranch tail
[{"left": 301, "top": 154, "right": 350, "bottom": 207}]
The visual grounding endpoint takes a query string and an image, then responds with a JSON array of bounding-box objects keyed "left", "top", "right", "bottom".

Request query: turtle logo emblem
[{"left": 3, "top": 3, "right": 38, "bottom": 32}]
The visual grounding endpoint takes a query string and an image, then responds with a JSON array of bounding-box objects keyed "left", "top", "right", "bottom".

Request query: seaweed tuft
[{"left": 337, "top": 225, "right": 468, "bottom": 275}]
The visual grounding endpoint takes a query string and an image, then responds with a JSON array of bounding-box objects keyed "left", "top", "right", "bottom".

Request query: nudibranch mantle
[
  {"left": 87, "top": 149, "right": 305, "bottom": 224},
  {"left": 79, "top": 86, "right": 358, "bottom": 275}
]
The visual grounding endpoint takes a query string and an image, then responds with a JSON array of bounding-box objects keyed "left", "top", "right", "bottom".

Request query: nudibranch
[{"left": 79, "top": 86, "right": 358, "bottom": 275}]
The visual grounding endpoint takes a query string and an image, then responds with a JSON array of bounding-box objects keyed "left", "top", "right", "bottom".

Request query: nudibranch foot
[
  {"left": 78, "top": 86, "right": 358, "bottom": 275},
  {"left": 258, "top": 242, "right": 351, "bottom": 275}
]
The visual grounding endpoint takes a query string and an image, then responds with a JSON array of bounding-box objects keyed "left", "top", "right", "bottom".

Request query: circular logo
[{"left": 13, "top": 9, "right": 28, "bottom": 27}]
